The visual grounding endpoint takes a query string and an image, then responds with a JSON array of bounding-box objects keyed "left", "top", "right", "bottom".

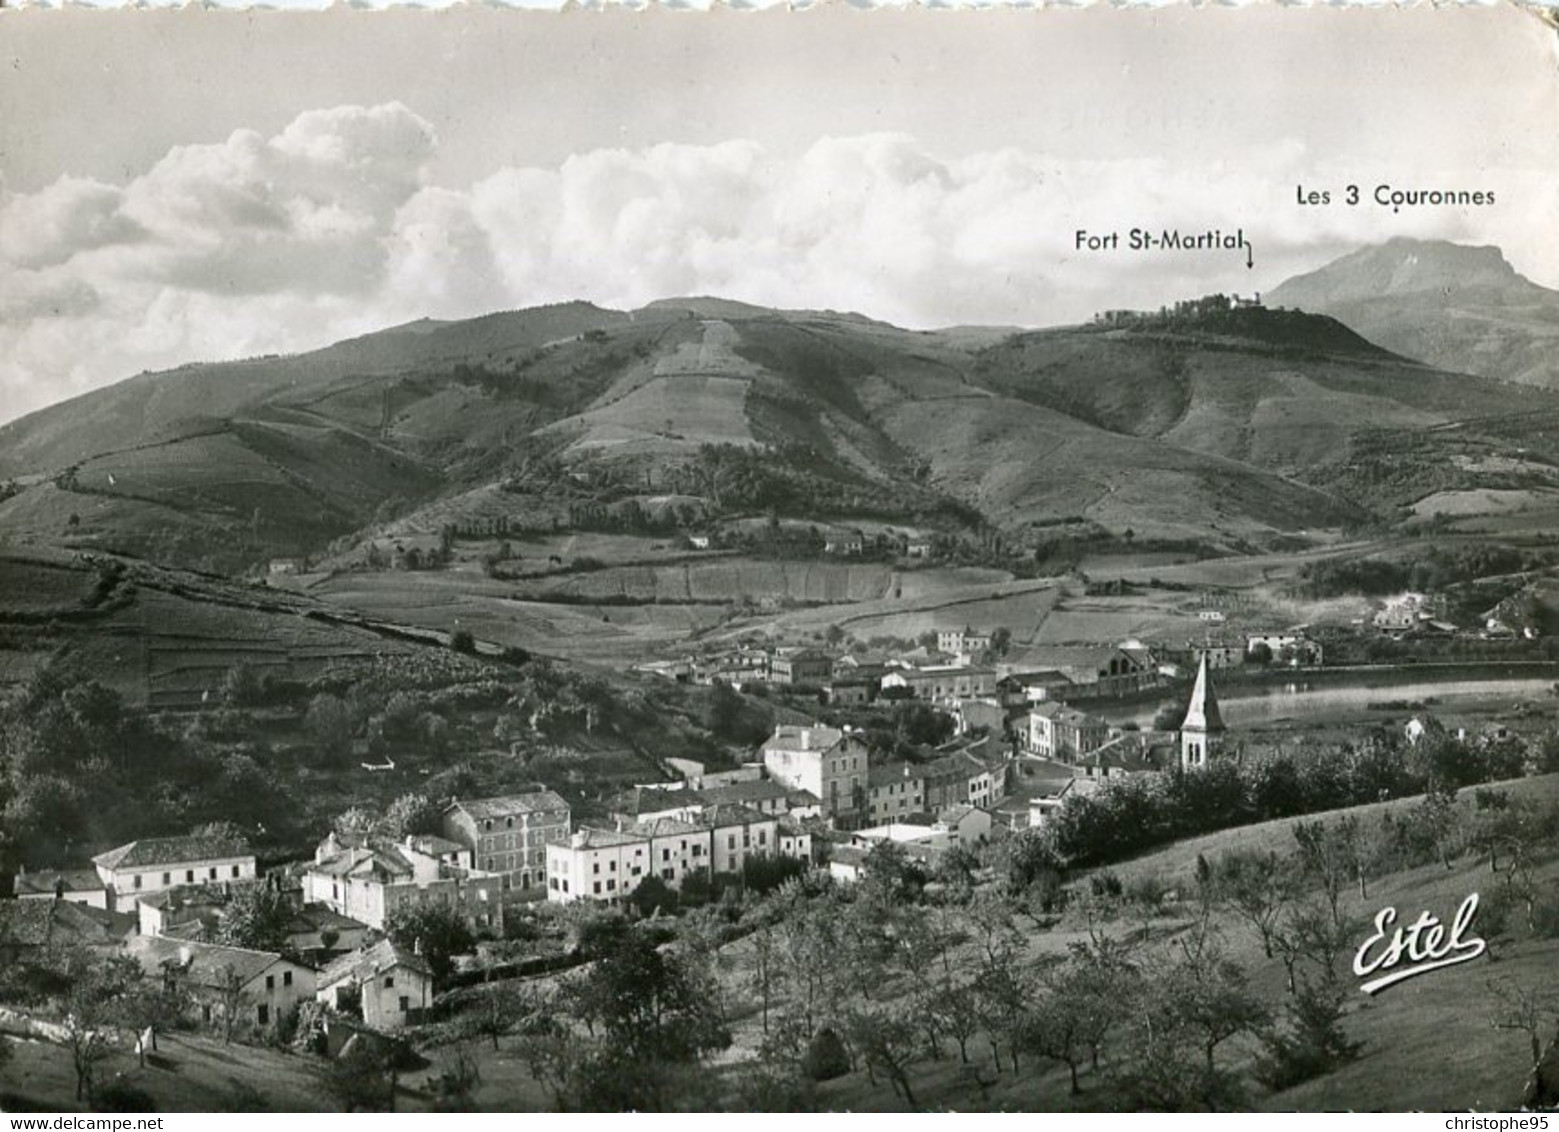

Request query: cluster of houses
[
  {"left": 2, "top": 655, "right": 1233, "bottom": 1051},
  {"left": 2, "top": 791, "right": 573, "bottom": 1040}
]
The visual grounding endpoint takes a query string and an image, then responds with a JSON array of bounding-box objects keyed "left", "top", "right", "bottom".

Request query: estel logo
[{"left": 1353, "top": 893, "right": 1487, "bottom": 995}]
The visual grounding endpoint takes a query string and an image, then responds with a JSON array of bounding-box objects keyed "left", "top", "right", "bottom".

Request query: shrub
[
  {"left": 94, "top": 1077, "right": 158, "bottom": 1112},
  {"left": 1255, "top": 980, "right": 1362, "bottom": 1092},
  {"left": 801, "top": 1027, "right": 851, "bottom": 1082}
]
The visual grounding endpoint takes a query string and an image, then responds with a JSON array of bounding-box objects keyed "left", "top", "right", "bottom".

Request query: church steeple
[{"left": 1179, "top": 654, "right": 1225, "bottom": 770}]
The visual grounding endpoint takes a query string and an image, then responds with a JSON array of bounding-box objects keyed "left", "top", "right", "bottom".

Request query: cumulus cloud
[{"left": 0, "top": 102, "right": 1547, "bottom": 425}]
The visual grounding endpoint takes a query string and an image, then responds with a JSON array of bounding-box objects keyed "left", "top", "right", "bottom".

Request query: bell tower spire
[{"left": 1179, "top": 653, "right": 1226, "bottom": 770}]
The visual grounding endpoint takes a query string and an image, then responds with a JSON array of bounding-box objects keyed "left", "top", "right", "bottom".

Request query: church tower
[{"left": 1178, "top": 654, "right": 1226, "bottom": 770}]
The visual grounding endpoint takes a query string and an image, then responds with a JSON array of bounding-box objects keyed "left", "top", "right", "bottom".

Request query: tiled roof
[
  {"left": 569, "top": 827, "right": 648, "bottom": 850},
  {"left": 764, "top": 725, "right": 844, "bottom": 751},
  {"left": 698, "top": 780, "right": 788, "bottom": 806},
  {"left": 12, "top": 869, "right": 105, "bottom": 897},
  {"left": 127, "top": 936, "right": 297, "bottom": 989},
  {"left": 0, "top": 900, "right": 116, "bottom": 947},
  {"left": 447, "top": 792, "right": 570, "bottom": 821},
  {"left": 868, "top": 762, "right": 924, "bottom": 788},
  {"left": 318, "top": 938, "right": 430, "bottom": 991},
  {"left": 407, "top": 834, "right": 467, "bottom": 857},
  {"left": 93, "top": 836, "right": 251, "bottom": 871},
  {"left": 700, "top": 803, "right": 769, "bottom": 829}
]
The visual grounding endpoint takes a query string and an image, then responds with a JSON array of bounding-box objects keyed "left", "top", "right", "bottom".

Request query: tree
[
  {"left": 465, "top": 984, "right": 531, "bottom": 1051},
  {"left": 1161, "top": 930, "right": 1270, "bottom": 1077},
  {"left": 1214, "top": 849, "right": 1300, "bottom": 958},
  {"left": 217, "top": 883, "right": 295, "bottom": 954},
  {"left": 59, "top": 952, "right": 139, "bottom": 1101},
  {"left": 450, "top": 629, "right": 476, "bottom": 655},
  {"left": 1255, "top": 978, "right": 1363, "bottom": 1091},
  {"left": 384, "top": 903, "right": 475, "bottom": 986},
  {"left": 1488, "top": 976, "right": 1559, "bottom": 1072},
  {"left": 384, "top": 793, "right": 441, "bottom": 838},
  {"left": 305, "top": 693, "right": 356, "bottom": 750},
  {"left": 327, "top": 1038, "right": 401, "bottom": 1112},
  {"left": 1292, "top": 819, "right": 1353, "bottom": 927},
  {"left": 116, "top": 979, "right": 188, "bottom": 1067},
  {"left": 844, "top": 1005, "right": 923, "bottom": 1108}
]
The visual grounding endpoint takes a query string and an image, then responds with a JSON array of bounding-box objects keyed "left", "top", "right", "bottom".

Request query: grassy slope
[{"left": 748, "top": 774, "right": 1559, "bottom": 1113}]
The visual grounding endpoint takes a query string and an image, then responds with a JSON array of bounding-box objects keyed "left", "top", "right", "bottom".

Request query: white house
[
  {"left": 316, "top": 938, "right": 433, "bottom": 1031},
  {"left": 92, "top": 836, "right": 256, "bottom": 913},
  {"left": 12, "top": 868, "right": 109, "bottom": 909},
  {"left": 127, "top": 936, "right": 316, "bottom": 1035}
]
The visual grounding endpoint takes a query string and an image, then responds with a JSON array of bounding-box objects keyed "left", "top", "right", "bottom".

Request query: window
[
  {"left": 521, "top": 873, "right": 531, "bottom": 890},
  {"left": 162, "top": 872, "right": 171, "bottom": 885},
  {"left": 186, "top": 870, "right": 195, "bottom": 883},
  {"left": 484, "top": 820, "right": 493, "bottom": 831},
  {"left": 608, "top": 860, "right": 616, "bottom": 872},
  {"left": 662, "top": 848, "right": 670, "bottom": 862},
  {"left": 593, "top": 881, "right": 601, "bottom": 894},
  {"left": 727, "top": 835, "right": 736, "bottom": 850},
  {"left": 384, "top": 976, "right": 395, "bottom": 989},
  {"left": 283, "top": 971, "right": 293, "bottom": 987},
  {"left": 209, "top": 867, "right": 218, "bottom": 879},
  {"left": 134, "top": 875, "right": 143, "bottom": 890},
  {"left": 592, "top": 862, "right": 600, "bottom": 875},
  {"left": 266, "top": 975, "right": 275, "bottom": 990},
  {"left": 550, "top": 877, "right": 559, "bottom": 891},
  {"left": 231, "top": 865, "right": 240, "bottom": 878},
  {"left": 399, "top": 996, "right": 410, "bottom": 1013},
  {"left": 631, "top": 866, "right": 642, "bottom": 877},
  {"left": 661, "top": 868, "right": 674, "bottom": 880},
  {"left": 759, "top": 831, "right": 768, "bottom": 846},
  {"left": 505, "top": 817, "right": 513, "bottom": 828},
  {"left": 257, "top": 1004, "right": 269, "bottom": 1025},
  {"left": 606, "top": 879, "right": 616, "bottom": 892}
]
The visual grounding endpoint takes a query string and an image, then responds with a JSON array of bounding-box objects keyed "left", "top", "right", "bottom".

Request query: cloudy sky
[{"left": 1, "top": 5, "right": 1555, "bottom": 425}]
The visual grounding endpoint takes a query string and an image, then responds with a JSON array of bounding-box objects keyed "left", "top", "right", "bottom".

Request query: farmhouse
[
  {"left": 92, "top": 835, "right": 257, "bottom": 912},
  {"left": 823, "top": 676, "right": 877, "bottom": 705},
  {"left": 441, "top": 790, "right": 571, "bottom": 893},
  {"left": 317, "top": 938, "right": 433, "bottom": 1031},
  {"left": 127, "top": 936, "right": 316, "bottom": 1034},
  {"left": 0, "top": 898, "right": 130, "bottom": 965},
  {"left": 761, "top": 725, "right": 869, "bottom": 821}
]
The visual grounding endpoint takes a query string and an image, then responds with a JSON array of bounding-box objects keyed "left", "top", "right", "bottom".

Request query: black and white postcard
[{"left": 1, "top": 2, "right": 1557, "bottom": 1115}]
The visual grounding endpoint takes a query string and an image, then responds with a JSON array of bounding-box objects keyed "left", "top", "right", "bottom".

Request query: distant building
[
  {"left": 879, "top": 664, "right": 997, "bottom": 700},
  {"left": 1178, "top": 655, "right": 1226, "bottom": 770},
  {"left": 1189, "top": 638, "right": 1244, "bottom": 669},
  {"left": 92, "top": 836, "right": 257, "bottom": 913},
  {"left": 1025, "top": 703, "right": 1108, "bottom": 760},
  {"left": 770, "top": 648, "right": 835, "bottom": 687},
  {"left": 441, "top": 791, "right": 571, "bottom": 894},
  {"left": 866, "top": 762, "right": 927, "bottom": 824},
  {"left": 937, "top": 627, "right": 993, "bottom": 657},
  {"left": 127, "top": 936, "right": 316, "bottom": 1035},
  {"left": 305, "top": 835, "right": 504, "bottom": 932},
  {"left": 12, "top": 868, "right": 109, "bottom": 909},
  {"left": 316, "top": 938, "right": 433, "bottom": 1030},
  {"left": 760, "top": 725, "right": 869, "bottom": 820}
]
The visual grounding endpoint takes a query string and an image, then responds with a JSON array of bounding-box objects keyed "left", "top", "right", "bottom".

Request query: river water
[{"left": 1104, "top": 673, "right": 1559, "bottom": 730}]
